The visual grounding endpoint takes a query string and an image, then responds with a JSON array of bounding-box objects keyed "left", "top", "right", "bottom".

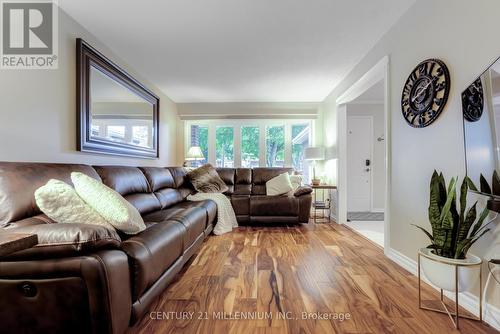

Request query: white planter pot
[{"left": 419, "top": 248, "right": 481, "bottom": 292}]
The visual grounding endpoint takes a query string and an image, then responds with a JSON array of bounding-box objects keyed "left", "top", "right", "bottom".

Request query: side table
[{"left": 308, "top": 184, "right": 337, "bottom": 223}]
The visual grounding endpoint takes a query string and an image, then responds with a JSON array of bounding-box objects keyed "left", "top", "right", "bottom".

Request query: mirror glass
[
  {"left": 463, "top": 58, "right": 500, "bottom": 196},
  {"left": 89, "top": 66, "right": 155, "bottom": 149}
]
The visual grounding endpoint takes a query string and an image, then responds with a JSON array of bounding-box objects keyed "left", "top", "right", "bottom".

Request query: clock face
[
  {"left": 401, "top": 59, "right": 450, "bottom": 128},
  {"left": 462, "top": 78, "right": 484, "bottom": 122}
]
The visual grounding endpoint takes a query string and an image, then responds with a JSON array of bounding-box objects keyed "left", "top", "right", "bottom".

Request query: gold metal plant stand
[{"left": 417, "top": 251, "right": 483, "bottom": 330}]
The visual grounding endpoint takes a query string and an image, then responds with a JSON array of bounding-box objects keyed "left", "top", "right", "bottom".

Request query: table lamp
[
  {"left": 185, "top": 146, "right": 205, "bottom": 167},
  {"left": 304, "top": 146, "right": 324, "bottom": 186}
]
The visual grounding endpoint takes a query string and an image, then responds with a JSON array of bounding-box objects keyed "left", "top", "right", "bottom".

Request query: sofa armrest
[
  {"left": 1, "top": 223, "right": 121, "bottom": 261},
  {"left": 0, "top": 249, "right": 131, "bottom": 334},
  {"left": 297, "top": 193, "right": 312, "bottom": 223},
  {"left": 294, "top": 186, "right": 313, "bottom": 197}
]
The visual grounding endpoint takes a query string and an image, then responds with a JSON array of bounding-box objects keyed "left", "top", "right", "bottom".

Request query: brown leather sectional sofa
[{"left": 0, "top": 162, "right": 312, "bottom": 334}]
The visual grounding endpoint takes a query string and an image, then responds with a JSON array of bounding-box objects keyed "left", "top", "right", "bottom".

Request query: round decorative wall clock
[
  {"left": 462, "top": 78, "right": 484, "bottom": 122},
  {"left": 401, "top": 58, "right": 450, "bottom": 128}
]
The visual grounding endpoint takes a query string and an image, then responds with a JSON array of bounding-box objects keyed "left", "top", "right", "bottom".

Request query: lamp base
[{"left": 311, "top": 179, "right": 321, "bottom": 186}]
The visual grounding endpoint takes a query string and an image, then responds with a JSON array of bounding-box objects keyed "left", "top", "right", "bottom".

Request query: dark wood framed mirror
[{"left": 77, "top": 38, "right": 160, "bottom": 159}]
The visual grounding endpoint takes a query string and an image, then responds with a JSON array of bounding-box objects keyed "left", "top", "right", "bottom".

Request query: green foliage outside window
[
  {"left": 216, "top": 127, "right": 234, "bottom": 167},
  {"left": 266, "top": 126, "right": 284, "bottom": 167},
  {"left": 198, "top": 126, "right": 208, "bottom": 163},
  {"left": 241, "top": 127, "right": 259, "bottom": 167}
]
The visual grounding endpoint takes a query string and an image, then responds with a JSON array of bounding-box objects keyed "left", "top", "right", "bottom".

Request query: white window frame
[{"left": 185, "top": 119, "right": 313, "bottom": 168}]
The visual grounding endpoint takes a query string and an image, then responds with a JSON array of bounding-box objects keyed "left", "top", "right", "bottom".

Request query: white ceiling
[{"left": 60, "top": 0, "right": 415, "bottom": 103}]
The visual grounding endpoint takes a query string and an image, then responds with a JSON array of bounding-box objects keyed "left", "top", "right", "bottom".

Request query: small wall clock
[
  {"left": 462, "top": 78, "right": 484, "bottom": 122},
  {"left": 401, "top": 58, "right": 450, "bottom": 128}
]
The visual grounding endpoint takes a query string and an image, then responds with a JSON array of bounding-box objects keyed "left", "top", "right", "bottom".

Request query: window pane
[
  {"left": 190, "top": 125, "right": 208, "bottom": 166},
  {"left": 132, "top": 126, "right": 149, "bottom": 147},
  {"left": 107, "top": 125, "right": 125, "bottom": 142},
  {"left": 216, "top": 126, "right": 234, "bottom": 167},
  {"left": 241, "top": 126, "right": 259, "bottom": 168},
  {"left": 266, "top": 126, "right": 284, "bottom": 167},
  {"left": 292, "top": 124, "right": 310, "bottom": 181},
  {"left": 91, "top": 125, "right": 100, "bottom": 137}
]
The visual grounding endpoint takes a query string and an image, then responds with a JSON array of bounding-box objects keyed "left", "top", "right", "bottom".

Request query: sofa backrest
[
  {"left": 0, "top": 162, "right": 101, "bottom": 226},
  {"left": 139, "top": 167, "right": 193, "bottom": 209},
  {"left": 216, "top": 168, "right": 235, "bottom": 194},
  {"left": 234, "top": 168, "right": 252, "bottom": 195},
  {"left": 251, "top": 168, "right": 293, "bottom": 195},
  {"left": 0, "top": 162, "right": 295, "bottom": 227},
  {"left": 93, "top": 166, "right": 161, "bottom": 215},
  {"left": 215, "top": 167, "right": 293, "bottom": 195}
]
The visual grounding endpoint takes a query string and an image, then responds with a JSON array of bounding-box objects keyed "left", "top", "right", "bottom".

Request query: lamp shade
[
  {"left": 186, "top": 146, "right": 204, "bottom": 160},
  {"left": 324, "top": 146, "right": 338, "bottom": 160},
  {"left": 304, "top": 146, "right": 325, "bottom": 161}
]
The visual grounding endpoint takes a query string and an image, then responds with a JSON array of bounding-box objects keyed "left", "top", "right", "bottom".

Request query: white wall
[
  {"left": 0, "top": 7, "right": 181, "bottom": 166},
  {"left": 322, "top": 0, "right": 500, "bottom": 309},
  {"left": 346, "top": 103, "right": 386, "bottom": 211}
]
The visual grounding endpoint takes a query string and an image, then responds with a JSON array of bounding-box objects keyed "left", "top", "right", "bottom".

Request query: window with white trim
[{"left": 186, "top": 119, "right": 313, "bottom": 181}]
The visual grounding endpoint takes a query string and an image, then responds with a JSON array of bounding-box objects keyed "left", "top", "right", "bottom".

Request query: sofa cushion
[
  {"left": 233, "top": 168, "right": 252, "bottom": 195},
  {"left": 154, "top": 188, "right": 184, "bottom": 209},
  {"left": 94, "top": 166, "right": 161, "bottom": 215},
  {"left": 120, "top": 221, "right": 184, "bottom": 300},
  {"left": 172, "top": 201, "right": 217, "bottom": 228},
  {"left": 140, "top": 167, "right": 185, "bottom": 208},
  {"left": 71, "top": 172, "right": 146, "bottom": 235},
  {"left": 2, "top": 214, "right": 54, "bottom": 230},
  {"left": 139, "top": 167, "right": 175, "bottom": 191},
  {"left": 142, "top": 208, "right": 185, "bottom": 223},
  {"left": 168, "top": 208, "right": 207, "bottom": 251},
  {"left": 231, "top": 195, "right": 250, "bottom": 216},
  {"left": 216, "top": 168, "right": 235, "bottom": 194},
  {"left": 250, "top": 195, "right": 299, "bottom": 216},
  {"left": 94, "top": 166, "right": 150, "bottom": 195}
]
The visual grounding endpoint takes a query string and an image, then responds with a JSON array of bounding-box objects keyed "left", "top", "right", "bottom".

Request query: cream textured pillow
[
  {"left": 35, "top": 179, "right": 114, "bottom": 230},
  {"left": 266, "top": 172, "right": 294, "bottom": 196},
  {"left": 290, "top": 175, "right": 303, "bottom": 190},
  {"left": 71, "top": 172, "right": 146, "bottom": 235}
]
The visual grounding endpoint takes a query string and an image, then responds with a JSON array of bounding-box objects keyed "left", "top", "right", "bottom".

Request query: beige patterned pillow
[
  {"left": 35, "top": 179, "right": 114, "bottom": 230},
  {"left": 71, "top": 172, "right": 146, "bottom": 235},
  {"left": 266, "top": 172, "right": 294, "bottom": 196},
  {"left": 187, "top": 164, "right": 228, "bottom": 193}
]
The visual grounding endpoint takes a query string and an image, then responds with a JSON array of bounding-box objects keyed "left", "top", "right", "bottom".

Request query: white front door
[{"left": 347, "top": 116, "right": 372, "bottom": 212}]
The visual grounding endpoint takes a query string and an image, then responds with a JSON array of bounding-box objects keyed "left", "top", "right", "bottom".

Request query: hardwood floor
[{"left": 128, "top": 222, "right": 498, "bottom": 334}]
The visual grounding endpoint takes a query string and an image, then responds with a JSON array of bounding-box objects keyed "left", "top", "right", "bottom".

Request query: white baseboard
[{"left": 385, "top": 247, "right": 500, "bottom": 331}]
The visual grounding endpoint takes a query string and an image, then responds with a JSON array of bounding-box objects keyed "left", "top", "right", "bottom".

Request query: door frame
[
  {"left": 346, "top": 115, "right": 374, "bottom": 212},
  {"left": 335, "top": 55, "right": 391, "bottom": 252}
]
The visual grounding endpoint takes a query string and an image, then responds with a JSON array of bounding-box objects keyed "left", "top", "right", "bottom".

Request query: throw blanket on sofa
[{"left": 187, "top": 193, "right": 238, "bottom": 235}]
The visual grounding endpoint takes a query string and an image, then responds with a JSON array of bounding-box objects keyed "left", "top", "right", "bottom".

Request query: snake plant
[{"left": 413, "top": 171, "right": 491, "bottom": 259}]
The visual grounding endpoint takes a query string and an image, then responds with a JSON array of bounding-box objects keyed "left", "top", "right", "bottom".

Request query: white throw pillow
[
  {"left": 290, "top": 174, "right": 303, "bottom": 190},
  {"left": 71, "top": 172, "right": 146, "bottom": 235},
  {"left": 35, "top": 179, "right": 114, "bottom": 230},
  {"left": 266, "top": 172, "right": 294, "bottom": 196}
]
